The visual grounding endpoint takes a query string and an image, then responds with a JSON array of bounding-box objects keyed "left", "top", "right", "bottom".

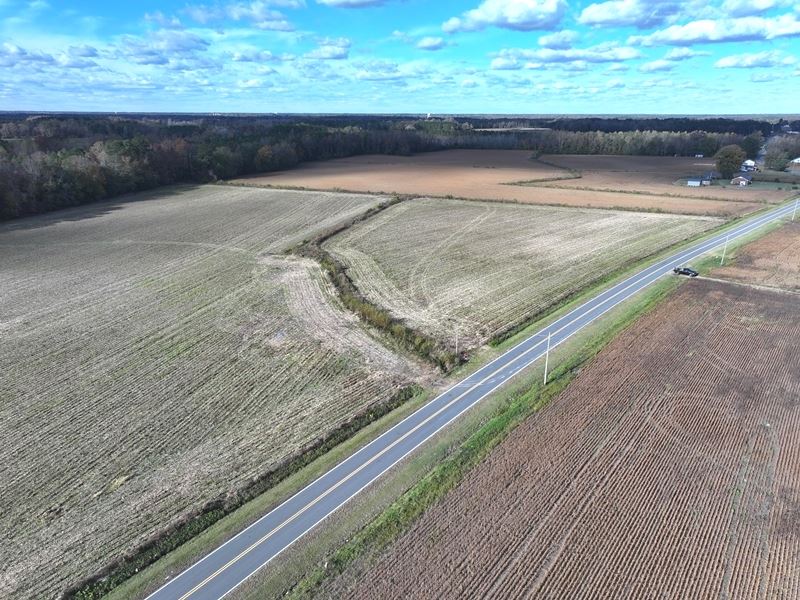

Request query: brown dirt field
[
  {"left": 542, "top": 154, "right": 791, "bottom": 204},
  {"left": 231, "top": 150, "right": 762, "bottom": 217},
  {"left": 714, "top": 221, "right": 800, "bottom": 291},
  {"left": 336, "top": 279, "right": 800, "bottom": 599}
]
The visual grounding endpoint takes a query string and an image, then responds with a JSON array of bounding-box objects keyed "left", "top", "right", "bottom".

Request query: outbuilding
[{"left": 731, "top": 174, "right": 753, "bottom": 186}]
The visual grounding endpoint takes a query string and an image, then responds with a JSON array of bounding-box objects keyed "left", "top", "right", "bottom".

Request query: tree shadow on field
[{"left": 0, "top": 184, "right": 207, "bottom": 233}]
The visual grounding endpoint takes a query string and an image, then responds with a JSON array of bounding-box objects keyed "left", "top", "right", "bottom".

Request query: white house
[
  {"left": 731, "top": 173, "right": 753, "bottom": 186},
  {"left": 740, "top": 159, "right": 757, "bottom": 172}
]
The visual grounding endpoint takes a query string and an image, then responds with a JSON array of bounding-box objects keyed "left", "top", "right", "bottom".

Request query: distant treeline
[
  {"left": 463, "top": 116, "right": 796, "bottom": 137},
  {"left": 0, "top": 113, "right": 781, "bottom": 220}
]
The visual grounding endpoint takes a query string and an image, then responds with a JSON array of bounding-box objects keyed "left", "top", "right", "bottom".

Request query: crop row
[
  {"left": 325, "top": 198, "right": 722, "bottom": 349},
  {"left": 345, "top": 281, "right": 800, "bottom": 599},
  {"left": 0, "top": 186, "right": 425, "bottom": 598}
]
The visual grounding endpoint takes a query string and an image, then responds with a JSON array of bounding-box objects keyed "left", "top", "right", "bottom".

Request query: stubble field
[
  {"left": 0, "top": 185, "right": 429, "bottom": 598},
  {"left": 324, "top": 197, "right": 722, "bottom": 348},
  {"left": 232, "top": 149, "right": 772, "bottom": 216},
  {"left": 339, "top": 275, "right": 800, "bottom": 600}
]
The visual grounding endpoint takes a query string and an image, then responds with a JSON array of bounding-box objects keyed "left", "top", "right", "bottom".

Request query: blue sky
[{"left": 0, "top": 0, "right": 798, "bottom": 113}]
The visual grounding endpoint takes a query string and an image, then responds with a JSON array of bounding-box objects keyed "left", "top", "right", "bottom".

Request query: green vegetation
[
  {"left": 764, "top": 135, "right": 800, "bottom": 171},
  {"left": 715, "top": 144, "right": 747, "bottom": 179}
]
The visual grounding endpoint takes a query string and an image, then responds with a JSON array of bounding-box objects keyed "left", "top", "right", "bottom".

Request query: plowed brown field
[
  {"left": 715, "top": 221, "right": 800, "bottom": 291},
  {"left": 339, "top": 279, "right": 800, "bottom": 599},
  {"left": 231, "top": 150, "right": 769, "bottom": 217}
]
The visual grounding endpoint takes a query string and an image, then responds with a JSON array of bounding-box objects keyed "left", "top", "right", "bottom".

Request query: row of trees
[
  {"left": 450, "top": 129, "right": 756, "bottom": 158},
  {"left": 764, "top": 135, "right": 800, "bottom": 171},
  {"left": 0, "top": 114, "right": 772, "bottom": 221},
  {"left": 0, "top": 125, "right": 448, "bottom": 219}
]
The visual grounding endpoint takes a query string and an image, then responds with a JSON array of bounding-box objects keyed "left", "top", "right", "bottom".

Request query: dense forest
[{"left": 0, "top": 113, "right": 788, "bottom": 220}]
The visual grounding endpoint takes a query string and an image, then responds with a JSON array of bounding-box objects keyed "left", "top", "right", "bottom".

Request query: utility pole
[
  {"left": 543, "top": 331, "right": 551, "bottom": 386},
  {"left": 721, "top": 234, "right": 729, "bottom": 265}
]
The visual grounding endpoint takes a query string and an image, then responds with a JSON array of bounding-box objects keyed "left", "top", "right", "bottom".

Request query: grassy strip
[
  {"left": 286, "top": 277, "right": 677, "bottom": 600},
  {"left": 291, "top": 198, "right": 460, "bottom": 373},
  {"left": 64, "top": 385, "right": 422, "bottom": 600}
]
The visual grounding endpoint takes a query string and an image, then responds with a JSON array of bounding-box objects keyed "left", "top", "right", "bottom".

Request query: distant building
[
  {"left": 731, "top": 173, "right": 753, "bottom": 186},
  {"left": 740, "top": 159, "right": 757, "bottom": 172},
  {"left": 694, "top": 153, "right": 704, "bottom": 158},
  {"left": 788, "top": 157, "right": 800, "bottom": 173},
  {"left": 688, "top": 172, "right": 716, "bottom": 187}
]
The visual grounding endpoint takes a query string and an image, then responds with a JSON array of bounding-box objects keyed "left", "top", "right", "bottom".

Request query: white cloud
[
  {"left": 639, "top": 58, "right": 674, "bottom": 72},
  {"left": 317, "top": 0, "right": 388, "bottom": 5},
  {"left": 715, "top": 50, "right": 796, "bottom": 68},
  {"left": 184, "top": 1, "right": 300, "bottom": 29},
  {"left": 538, "top": 29, "right": 578, "bottom": 49},
  {"left": 579, "top": 0, "right": 684, "bottom": 28},
  {"left": 461, "top": 78, "right": 479, "bottom": 87},
  {"left": 629, "top": 14, "right": 800, "bottom": 45},
  {"left": 416, "top": 36, "right": 445, "bottom": 51},
  {"left": 490, "top": 56, "right": 521, "bottom": 69},
  {"left": 664, "top": 47, "right": 708, "bottom": 60},
  {"left": 443, "top": 0, "right": 566, "bottom": 33},
  {"left": 231, "top": 49, "right": 279, "bottom": 62},
  {"left": 118, "top": 30, "right": 210, "bottom": 66},
  {"left": 353, "top": 59, "right": 404, "bottom": 80},
  {"left": 305, "top": 37, "right": 351, "bottom": 59},
  {"left": 68, "top": 45, "right": 99, "bottom": 58},
  {"left": 145, "top": 11, "right": 183, "bottom": 28},
  {"left": 721, "top": 0, "right": 789, "bottom": 17},
  {"left": 0, "top": 42, "right": 54, "bottom": 67},
  {"left": 750, "top": 72, "right": 780, "bottom": 81},
  {"left": 491, "top": 43, "right": 639, "bottom": 71}
]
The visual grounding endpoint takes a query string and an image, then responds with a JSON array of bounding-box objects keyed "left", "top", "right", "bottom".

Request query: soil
[
  {"left": 232, "top": 150, "right": 771, "bottom": 217},
  {"left": 334, "top": 279, "right": 800, "bottom": 599},
  {"left": 714, "top": 221, "right": 800, "bottom": 291}
]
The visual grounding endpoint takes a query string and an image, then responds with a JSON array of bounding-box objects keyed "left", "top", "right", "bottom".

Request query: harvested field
[
  {"left": 339, "top": 279, "right": 800, "bottom": 599},
  {"left": 0, "top": 185, "right": 429, "bottom": 599},
  {"left": 231, "top": 150, "right": 765, "bottom": 217},
  {"left": 324, "top": 198, "right": 722, "bottom": 347},
  {"left": 714, "top": 221, "right": 800, "bottom": 291},
  {"left": 540, "top": 154, "right": 791, "bottom": 203}
]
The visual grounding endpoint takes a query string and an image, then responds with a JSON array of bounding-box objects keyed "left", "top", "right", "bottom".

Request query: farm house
[{"left": 731, "top": 174, "right": 753, "bottom": 186}]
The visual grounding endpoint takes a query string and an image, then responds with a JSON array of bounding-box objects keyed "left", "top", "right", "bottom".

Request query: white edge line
[
  {"left": 146, "top": 201, "right": 793, "bottom": 599},
  {"left": 206, "top": 202, "right": 794, "bottom": 599}
]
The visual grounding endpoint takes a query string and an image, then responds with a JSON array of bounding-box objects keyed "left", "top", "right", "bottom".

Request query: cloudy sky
[{"left": 0, "top": 0, "right": 798, "bottom": 113}]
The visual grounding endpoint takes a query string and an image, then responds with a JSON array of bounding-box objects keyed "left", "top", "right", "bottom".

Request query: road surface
[{"left": 146, "top": 199, "right": 798, "bottom": 600}]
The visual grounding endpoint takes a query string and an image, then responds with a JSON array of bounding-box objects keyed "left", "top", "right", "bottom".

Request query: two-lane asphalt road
[{"left": 146, "top": 199, "right": 798, "bottom": 600}]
